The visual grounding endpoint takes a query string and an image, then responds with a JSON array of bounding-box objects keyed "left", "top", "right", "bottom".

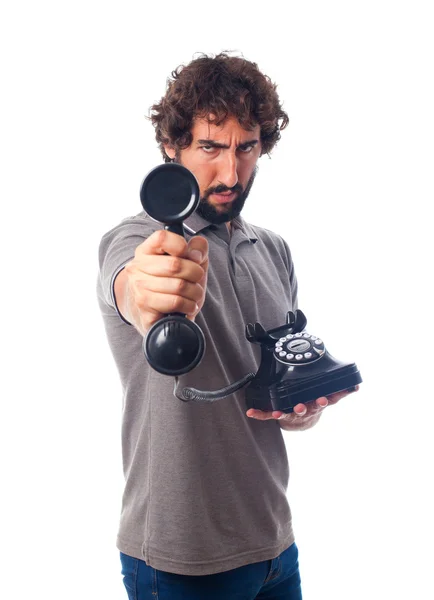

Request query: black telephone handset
[
  {"left": 139, "top": 163, "right": 205, "bottom": 376},
  {"left": 139, "top": 163, "right": 362, "bottom": 411}
]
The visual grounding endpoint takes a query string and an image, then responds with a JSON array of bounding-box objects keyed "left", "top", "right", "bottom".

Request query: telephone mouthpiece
[{"left": 143, "top": 314, "right": 205, "bottom": 376}]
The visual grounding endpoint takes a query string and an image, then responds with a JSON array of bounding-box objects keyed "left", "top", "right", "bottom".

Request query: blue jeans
[{"left": 120, "top": 542, "right": 302, "bottom": 599}]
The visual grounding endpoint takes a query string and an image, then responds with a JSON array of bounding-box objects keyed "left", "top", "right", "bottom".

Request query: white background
[{"left": 1, "top": 1, "right": 433, "bottom": 598}]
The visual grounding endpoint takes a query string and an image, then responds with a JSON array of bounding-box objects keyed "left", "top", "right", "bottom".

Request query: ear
[{"left": 163, "top": 144, "right": 176, "bottom": 160}]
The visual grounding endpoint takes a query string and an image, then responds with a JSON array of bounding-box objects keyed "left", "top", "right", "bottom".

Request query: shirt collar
[
  {"left": 183, "top": 212, "right": 258, "bottom": 244},
  {"left": 232, "top": 215, "right": 258, "bottom": 244},
  {"left": 183, "top": 211, "right": 217, "bottom": 236}
]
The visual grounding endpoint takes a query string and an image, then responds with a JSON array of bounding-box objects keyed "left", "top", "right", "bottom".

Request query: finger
[
  {"left": 293, "top": 400, "right": 326, "bottom": 417},
  {"left": 187, "top": 236, "right": 209, "bottom": 266},
  {"left": 145, "top": 291, "right": 198, "bottom": 316},
  {"left": 246, "top": 409, "right": 276, "bottom": 420},
  {"left": 136, "top": 254, "right": 205, "bottom": 283},
  {"left": 138, "top": 229, "right": 189, "bottom": 257},
  {"left": 135, "top": 274, "right": 204, "bottom": 304},
  {"left": 316, "top": 396, "right": 329, "bottom": 409},
  {"left": 187, "top": 238, "right": 209, "bottom": 290},
  {"left": 293, "top": 403, "right": 308, "bottom": 417}
]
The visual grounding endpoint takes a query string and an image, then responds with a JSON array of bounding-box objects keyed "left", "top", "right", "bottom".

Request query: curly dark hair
[{"left": 149, "top": 52, "right": 289, "bottom": 162}]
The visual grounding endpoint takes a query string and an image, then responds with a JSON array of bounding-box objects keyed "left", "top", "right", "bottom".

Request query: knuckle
[
  {"left": 153, "top": 229, "right": 166, "bottom": 245},
  {"left": 167, "top": 256, "right": 182, "bottom": 274},
  {"left": 170, "top": 295, "right": 185, "bottom": 312},
  {"left": 136, "top": 237, "right": 151, "bottom": 255},
  {"left": 176, "top": 278, "right": 188, "bottom": 295},
  {"left": 145, "top": 229, "right": 167, "bottom": 251}
]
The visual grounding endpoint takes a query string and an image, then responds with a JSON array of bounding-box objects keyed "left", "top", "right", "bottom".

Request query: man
[{"left": 97, "top": 52, "right": 357, "bottom": 600}]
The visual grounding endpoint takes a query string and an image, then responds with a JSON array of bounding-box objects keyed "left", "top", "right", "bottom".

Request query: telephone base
[{"left": 245, "top": 363, "right": 362, "bottom": 413}]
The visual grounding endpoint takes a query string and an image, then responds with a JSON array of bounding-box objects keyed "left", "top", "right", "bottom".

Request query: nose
[{"left": 216, "top": 152, "right": 238, "bottom": 190}]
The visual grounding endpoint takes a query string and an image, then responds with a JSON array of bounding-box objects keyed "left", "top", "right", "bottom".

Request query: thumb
[{"left": 187, "top": 236, "right": 209, "bottom": 267}]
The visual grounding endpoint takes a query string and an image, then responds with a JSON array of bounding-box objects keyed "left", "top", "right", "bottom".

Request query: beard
[
  {"left": 197, "top": 166, "right": 258, "bottom": 224},
  {"left": 175, "top": 154, "right": 258, "bottom": 225}
]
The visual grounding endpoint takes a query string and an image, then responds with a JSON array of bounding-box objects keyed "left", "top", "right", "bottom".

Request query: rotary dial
[{"left": 273, "top": 332, "right": 325, "bottom": 365}]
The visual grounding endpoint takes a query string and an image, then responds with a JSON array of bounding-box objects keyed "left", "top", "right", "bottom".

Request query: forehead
[{"left": 191, "top": 116, "right": 260, "bottom": 140}]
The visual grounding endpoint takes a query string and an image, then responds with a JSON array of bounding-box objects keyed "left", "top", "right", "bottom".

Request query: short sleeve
[{"left": 97, "top": 213, "right": 158, "bottom": 320}]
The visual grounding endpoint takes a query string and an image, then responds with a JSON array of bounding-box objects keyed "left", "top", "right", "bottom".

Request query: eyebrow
[{"left": 196, "top": 139, "right": 259, "bottom": 149}]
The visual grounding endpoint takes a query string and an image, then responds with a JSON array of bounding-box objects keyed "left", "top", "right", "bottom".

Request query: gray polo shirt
[{"left": 97, "top": 209, "right": 298, "bottom": 576}]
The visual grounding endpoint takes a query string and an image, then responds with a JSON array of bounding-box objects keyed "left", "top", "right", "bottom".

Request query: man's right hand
[{"left": 114, "top": 229, "right": 209, "bottom": 337}]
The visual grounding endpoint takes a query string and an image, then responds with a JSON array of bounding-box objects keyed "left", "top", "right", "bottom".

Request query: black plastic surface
[{"left": 140, "top": 163, "right": 200, "bottom": 224}]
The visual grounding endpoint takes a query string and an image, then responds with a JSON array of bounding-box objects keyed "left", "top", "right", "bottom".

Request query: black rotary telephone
[{"left": 139, "top": 163, "right": 362, "bottom": 412}]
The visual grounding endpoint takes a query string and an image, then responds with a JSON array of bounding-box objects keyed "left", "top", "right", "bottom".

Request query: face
[{"left": 164, "top": 116, "right": 261, "bottom": 224}]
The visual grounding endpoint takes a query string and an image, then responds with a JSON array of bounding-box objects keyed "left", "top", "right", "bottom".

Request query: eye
[
  {"left": 200, "top": 145, "right": 216, "bottom": 153},
  {"left": 239, "top": 144, "right": 255, "bottom": 153}
]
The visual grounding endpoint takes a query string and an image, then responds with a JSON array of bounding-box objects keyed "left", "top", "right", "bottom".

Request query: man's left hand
[{"left": 246, "top": 386, "right": 359, "bottom": 431}]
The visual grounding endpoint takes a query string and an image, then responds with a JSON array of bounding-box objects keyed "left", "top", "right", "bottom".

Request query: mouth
[{"left": 210, "top": 192, "right": 237, "bottom": 204}]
